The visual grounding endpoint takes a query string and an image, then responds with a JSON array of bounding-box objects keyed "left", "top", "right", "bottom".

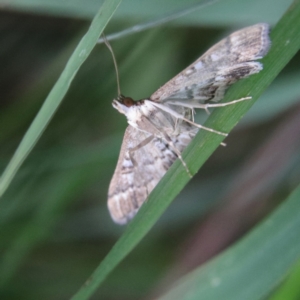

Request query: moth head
[{"left": 112, "top": 95, "right": 135, "bottom": 115}]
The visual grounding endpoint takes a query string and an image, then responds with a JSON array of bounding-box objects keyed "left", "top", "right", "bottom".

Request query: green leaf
[
  {"left": 268, "top": 259, "right": 300, "bottom": 300},
  {"left": 159, "top": 184, "right": 300, "bottom": 300},
  {"left": 0, "top": 0, "right": 122, "bottom": 197},
  {"left": 70, "top": 1, "right": 300, "bottom": 299}
]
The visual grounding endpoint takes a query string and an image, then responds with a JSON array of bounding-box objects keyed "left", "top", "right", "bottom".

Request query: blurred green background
[{"left": 0, "top": 0, "right": 300, "bottom": 299}]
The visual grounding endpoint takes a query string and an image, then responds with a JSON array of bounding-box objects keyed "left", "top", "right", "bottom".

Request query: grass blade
[
  {"left": 0, "top": 0, "right": 122, "bottom": 197},
  {"left": 268, "top": 259, "right": 300, "bottom": 300},
  {"left": 158, "top": 184, "right": 300, "bottom": 300}
]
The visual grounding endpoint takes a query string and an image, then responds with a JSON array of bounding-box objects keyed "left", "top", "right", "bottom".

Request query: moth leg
[
  {"left": 174, "top": 109, "right": 194, "bottom": 134},
  {"left": 202, "top": 96, "right": 252, "bottom": 109},
  {"left": 129, "top": 135, "right": 154, "bottom": 161},
  {"left": 181, "top": 117, "right": 227, "bottom": 136},
  {"left": 128, "top": 134, "right": 154, "bottom": 170},
  {"left": 149, "top": 101, "right": 227, "bottom": 136},
  {"left": 167, "top": 96, "right": 251, "bottom": 111},
  {"left": 174, "top": 118, "right": 179, "bottom": 132},
  {"left": 160, "top": 131, "right": 192, "bottom": 178},
  {"left": 205, "top": 107, "right": 211, "bottom": 115},
  {"left": 190, "top": 107, "right": 196, "bottom": 122},
  {"left": 178, "top": 115, "right": 227, "bottom": 136},
  {"left": 128, "top": 135, "right": 154, "bottom": 196}
]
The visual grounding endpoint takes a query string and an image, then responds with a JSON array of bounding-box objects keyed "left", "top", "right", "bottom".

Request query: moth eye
[{"left": 123, "top": 97, "right": 134, "bottom": 107}]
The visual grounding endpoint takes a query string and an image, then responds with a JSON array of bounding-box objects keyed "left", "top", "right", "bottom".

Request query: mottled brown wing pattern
[
  {"left": 150, "top": 23, "right": 270, "bottom": 103},
  {"left": 108, "top": 125, "right": 197, "bottom": 224},
  {"left": 108, "top": 23, "right": 271, "bottom": 224}
]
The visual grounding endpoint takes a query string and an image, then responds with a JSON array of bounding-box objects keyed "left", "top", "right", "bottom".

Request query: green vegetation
[{"left": 0, "top": 0, "right": 300, "bottom": 299}]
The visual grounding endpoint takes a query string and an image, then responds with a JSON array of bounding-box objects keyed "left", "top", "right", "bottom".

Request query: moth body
[{"left": 108, "top": 23, "right": 271, "bottom": 224}]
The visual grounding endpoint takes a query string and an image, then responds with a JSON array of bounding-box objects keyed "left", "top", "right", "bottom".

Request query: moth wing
[
  {"left": 108, "top": 125, "right": 197, "bottom": 224},
  {"left": 150, "top": 23, "right": 270, "bottom": 103},
  {"left": 108, "top": 126, "right": 162, "bottom": 224}
]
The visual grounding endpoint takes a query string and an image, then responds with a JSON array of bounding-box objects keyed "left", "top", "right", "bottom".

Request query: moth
[{"left": 107, "top": 23, "right": 270, "bottom": 224}]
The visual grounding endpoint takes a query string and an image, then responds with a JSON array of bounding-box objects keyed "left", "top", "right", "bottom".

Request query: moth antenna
[{"left": 102, "top": 33, "right": 121, "bottom": 96}]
